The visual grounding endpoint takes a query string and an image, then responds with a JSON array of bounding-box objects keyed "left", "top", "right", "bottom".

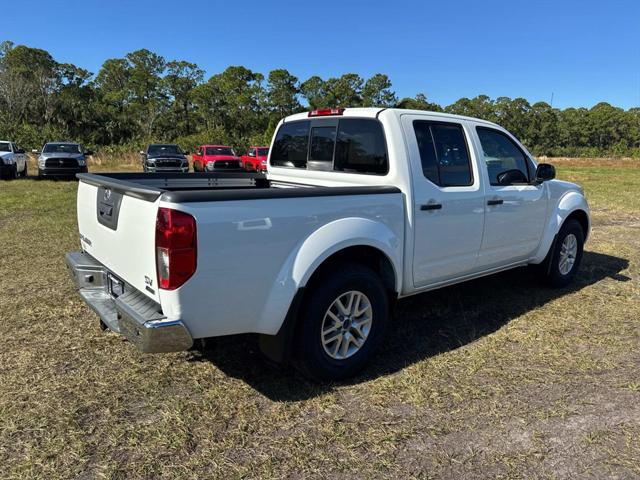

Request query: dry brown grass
[
  {"left": 0, "top": 160, "right": 638, "bottom": 479},
  {"left": 87, "top": 151, "right": 141, "bottom": 169},
  {"left": 541, "top": 156, "right": 640, "bottom": 168}
]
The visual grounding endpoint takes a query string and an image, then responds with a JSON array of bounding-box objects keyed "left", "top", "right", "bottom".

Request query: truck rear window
[
  {"left": 334, "top": 120, "right": 387, "bottom": 174},
  {"left": 270, "top": 118, "right": 388, "bottom": 175},
  {"left": 309, "top": 127, "right": 336, "bottom": 164},
  {"left": 271, "top": 121, "right": 310, "bottom": 168}
]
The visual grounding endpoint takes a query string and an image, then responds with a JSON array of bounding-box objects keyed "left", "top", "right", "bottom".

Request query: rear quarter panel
[{"left": 158, "top": 192, "right": 405, "bottom": 339}]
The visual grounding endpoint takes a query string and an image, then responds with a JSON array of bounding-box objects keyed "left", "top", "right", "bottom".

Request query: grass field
[{"left": 0, "top": 158, "right": 638, "bottom": 479}]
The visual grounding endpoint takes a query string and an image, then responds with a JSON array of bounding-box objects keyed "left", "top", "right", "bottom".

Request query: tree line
[{"left": 1, "top": 40, "right": 638, "bottom": 157}]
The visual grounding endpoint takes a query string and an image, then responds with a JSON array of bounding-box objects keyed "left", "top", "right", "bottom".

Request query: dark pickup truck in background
[{"left": 140, "top": 144, "right": 189, "bottom": 173}]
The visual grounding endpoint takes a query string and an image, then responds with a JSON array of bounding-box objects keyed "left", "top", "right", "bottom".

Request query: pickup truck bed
[{"left": 77, "top": 171, "right": 399, "bottom": 201}]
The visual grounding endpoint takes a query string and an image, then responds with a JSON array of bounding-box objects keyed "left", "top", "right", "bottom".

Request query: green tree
[
  {"left": 300, "top": 75, "right": 326, "bottom": 109},
  {"left": 163, "top": 60, "right": 204, "bottom": 136},
  {"left": 266, "top": 69, "right": 301, "bottom": 117},
  {"left": 0, "top": 43, "right": 59, "bottom": 124},
  {"left": 54, "top": 64, "right": 97, "bottom": 141},
  {"left": 446, "top": 95, "right": 496, "bottom": 121},
  {"left": 323, "top": 73, "right": 363, "bottom": 107},
  {"left": 527, "top": 102, "right": 559, "bottom": 155},
  {"left": 362, "top": 74, "right": 397, "bottom": 107},
  {"left": 94, "top": 58, "right": 135, "bottom": 143},
  {"left": 194, "top": 66, "right": 265, "bottom": 146},
  {"left": 396, "top": 93, "right": 442, "bottom": 111},
  {"left": 493, "top": 97, "right": 531, "bottom": 142},
  {"left": 125, "top": 49, "right": 167, "bottom": 138}
]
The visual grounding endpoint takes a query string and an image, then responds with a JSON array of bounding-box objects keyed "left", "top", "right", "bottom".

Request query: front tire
[
  {"left": 542, "top": 219, "right": 584, "bottom": 288},
  {"left": 293, "top": 263, "right": 389, "bottom": 381}
]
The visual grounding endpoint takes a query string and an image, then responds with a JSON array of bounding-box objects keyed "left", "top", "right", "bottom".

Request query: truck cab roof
[{"left": 282, "top": 107, "right": 501, "bottom": 129}]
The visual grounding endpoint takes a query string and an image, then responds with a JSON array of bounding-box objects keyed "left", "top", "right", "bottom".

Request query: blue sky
[{"left": 3, "top": 0, "right": 639, "bottom": 109}]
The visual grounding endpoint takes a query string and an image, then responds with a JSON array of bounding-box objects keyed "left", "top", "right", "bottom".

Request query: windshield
[
  {"left": 43, "top": 143, "right": 81, "bottom": 154},
  {"left": 257, "top": 148, "right": 269, "bottom": 156},
  {"left": 0, "top": 142, "right": 11, "bottom": 152},
  {"left": 148, "top": 144, "right": 182, "bottom": 156},
  {"left": 205, "top": 147, "right": 235, "bottom": 156}
]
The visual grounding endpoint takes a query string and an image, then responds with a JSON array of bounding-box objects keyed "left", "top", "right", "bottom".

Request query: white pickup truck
[
  {"left": 66, "top": 108, "right": 590, "bottom": 380},
  {"left": 0, "top": 140, "right": 28, "bottom": 179}
]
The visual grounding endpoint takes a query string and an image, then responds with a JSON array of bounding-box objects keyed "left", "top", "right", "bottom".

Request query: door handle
[
  {"left": 487, "top": 199, "right": 504, "bottom": 206},
  {"left": 420, "top": 203, "right": 442, "bottom": 211}
]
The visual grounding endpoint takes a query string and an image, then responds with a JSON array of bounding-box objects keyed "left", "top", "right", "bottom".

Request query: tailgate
[{"left": 77, "top": 179, "right": 160, "bottom": 302}]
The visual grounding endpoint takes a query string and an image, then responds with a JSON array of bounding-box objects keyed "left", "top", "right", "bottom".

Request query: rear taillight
[
  {"left": 308, "top": 108, "right": 345, "bottom": 117},
  {"left": 155, "top": 207, "right": 197, "bottom": 290}
]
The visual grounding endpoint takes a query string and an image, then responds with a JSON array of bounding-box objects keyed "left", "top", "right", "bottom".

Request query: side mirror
[
  {"left": 16, "top": 149, "right": 25, "bottom": 154},
  {"left": 183, "top": 150, "right": 190, "bottom": 155},
  {"left": 534, "top": 163, "right": 556, "bottom": 184},
  {"left": 85, "top": 150, "right": 94, "bottom": 156},
  {"left": 32, "top": 149, "right": 40, "bottom": 154}
]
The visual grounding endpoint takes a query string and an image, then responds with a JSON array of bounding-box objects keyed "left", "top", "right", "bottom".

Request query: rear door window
[{"left": 413, "top": 121, "right": 473, "bottom": 186}]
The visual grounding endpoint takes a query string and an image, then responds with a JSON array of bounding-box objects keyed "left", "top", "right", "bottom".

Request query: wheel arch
[
  {"left": 531, "top": 190, "right": 590, "bottom": 264},
  {"left": 302, "top": 244, "right": 398, "bottom": 296},
  {"left": 564, "top": 209, "right": 590, "bottom": 242},
  {"left": 293, "top": 219, "right": 402, "bottom": 295},
  {"left": 258, "top": 217, "right": 403, "bottom": 364}
]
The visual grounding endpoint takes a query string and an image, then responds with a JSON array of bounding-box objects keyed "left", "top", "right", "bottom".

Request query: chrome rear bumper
[{"left": 65, "top": 251, "right": 193, "bottom": 353}]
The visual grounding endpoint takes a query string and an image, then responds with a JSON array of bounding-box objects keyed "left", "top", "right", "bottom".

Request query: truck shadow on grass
[{"left": 189, "top": 250, "right": 630, "bottom": 401}]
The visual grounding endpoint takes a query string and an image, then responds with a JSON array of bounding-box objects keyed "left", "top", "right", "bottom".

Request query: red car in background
[
  {"left": 192, "top": 145, "right": 243, "bottom": 172},
  {"left": 241, "top": 146, "right": 269, "bottom": 173}
]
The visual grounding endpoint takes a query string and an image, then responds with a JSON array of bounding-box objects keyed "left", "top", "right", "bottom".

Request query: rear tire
[
  {"left": 293, "top": 263, "right": 389, "bottom": 381},
  {"left": 541, "top": 219, "right": 584, "bottom": 288}
]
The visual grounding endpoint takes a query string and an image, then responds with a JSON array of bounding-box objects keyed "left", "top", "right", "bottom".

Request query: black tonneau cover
[{"left": 77, "top": 172, "right": 400, "bottom": 203}]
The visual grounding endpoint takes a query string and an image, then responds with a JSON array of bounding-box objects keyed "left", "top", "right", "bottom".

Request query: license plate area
[{"left": 107, "top": 273, "right": 125, "bottom": 298}]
